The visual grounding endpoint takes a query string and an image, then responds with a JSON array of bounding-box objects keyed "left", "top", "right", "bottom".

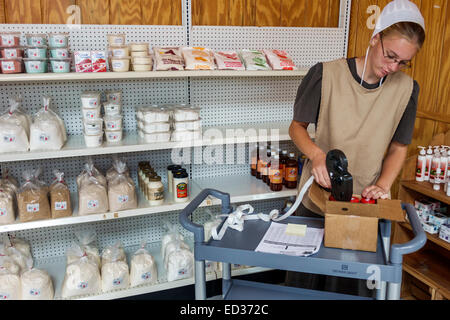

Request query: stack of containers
[
  {"left": 107, "top": 34, "right": 130, "bottom": 72},
  {"left": 171, "top": 104, "right": 202, "bottom": 142},
  {"left": 129, "top": 43, "right": 153, "bottom": 72},
  {"left": 81, "top": 91, "right": 103, "bottom": 147},
  {"left": 0, "top": 32, "right": 24, "bottom": 74},
  {"left": 23, "top": 33, "right": 48, "bottom": 74},
  {"left": 48, "top": 32, "right": 71, "bottom": 73},
  {"left": 103, "top": 90, "right": 124, "bottom": 143},
  {"left": 136, "top": 105, "right": 171, "bottom": 143}
]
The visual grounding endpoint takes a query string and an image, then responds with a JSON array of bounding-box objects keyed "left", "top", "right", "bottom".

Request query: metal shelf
[
  {"left": 0, "top": 69, "right": 308, "bottom": 83},
  {"left": 0, "top": 121, "right": 306, "bottom": 163},
  {"left": 0, "top": 175, "right": 297, "bottom": 233}
]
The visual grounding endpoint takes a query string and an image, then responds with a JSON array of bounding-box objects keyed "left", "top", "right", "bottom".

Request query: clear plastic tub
[
  {"left": 49, "top": 58, "right": 71, "bottom": 73},
  {"left": 26, "top": 46, "right": 47, "bottom": 59},
  {"left": 0, "top": 57, "right": 23, "bottom": 74},
  {"left": 129, "top": 43, "right": 149, "bottom": 52},
  {"left": 48, "top": 33, "right": 69, "bottom": 48},
  {"left": 138, "top": 130, "right": 171, "bottom": 143},
  {"left": 105, "top": 130, "right": 123, "bottom": 143},
  {"left": 131, "top": 51, "right": 148, "bottom": 57},
  {"left": 111, "top": 57, "right": 130, "bottom": 72},
  {"left": 132, "top": 64, "right": 151, "bottom": 71},
  {"left": 81, "top": 106, "right": 101, "bottom": 120},
  {"left": 137, "top": 106, "right": 171, "bottom": 123},
  {"left": 49, "top": 47, "right": 69, "bottom": 59},
  {"left": 1, "top": 47, "right": 24, "bottom": 58},
  {"left": 103, "top": 102, "right": 122, "bottom": 116},
  {"left": 81, "top": 91, "right": 101, "bottom": 109},
  {"left": 83, "top": 118, "right": 103, "bottom": 135},
  {"left": 23, "top": 58, "right": 48, "bottom": 73},
  {"left": 104, "top": 115, "right": 123, "bottom": 131},
  {"left": 131, "top": 56, "right": 152, "bottom": 65},
  {"left": 25, "top": 34, "right": 48, "bottom": 46},
  {"left": 173, "top": 119, "right": 202, "bottom": 131},
  {"left": 84, "top": 132, "right": 103, "bottom": 147},
  {"left": 171, "top": 129, "right": 202, "bottom": 142},
  {"left": 109, "top": 46, "right": 129, "bottom": 58},
  {"left": 0, "top": 32, "right": 21, "bottom": 47},
  {"left": 173, "top": 105, "right": 201, "bottom": 121},
  {"left": 138, "top": 121, "right": 171, "bottom": 133}
]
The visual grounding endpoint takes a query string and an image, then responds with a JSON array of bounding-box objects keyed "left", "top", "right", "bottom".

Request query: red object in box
[
  {"left": 360, "top": 198, "right": 376, "bottom": 204},
  {"left": 74, "top": 51, "right": 92, "bottom": 73},
  {"left": 350, "top": 197, "right": 360, "bottom": 203},
  {"left": 91, "top": 51, "right": 107, "bottom": 73},
  {"left": 329, "top": 195, "right": 336, "bottom": 201}
]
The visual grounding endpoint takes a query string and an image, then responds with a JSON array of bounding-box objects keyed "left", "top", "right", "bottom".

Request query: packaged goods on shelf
[
  {"left": 83, "top": 118, "right": 103, "bottom": 135},
  {"left": 105, "top": 90, "right": 122, "bottom": 105},
  {"left": 77, "top": 160, "right": 107, "bottom": 188},
  {"left": 26, "top": 46, "right": 47, "bottom": 59},
  {"left": 161, "top": 222, "right": 185, "bottom": 259},
  {"left": 103, "top": 102, "right": 122, "bottom": 116},
  {"left": 61, "top": 255, "right": 101, "bottom": 298},
  {"left": 129, "top": 43, "right": 149, "bottom": 52},
  {"left": 101, "top": 241, "right": 127, "bottom": 266},
  {"left": 0, "top": 96, "right": 31, "bottom": 153},
  {"left": 107, "top": 160, "right": 137, "bottom": 212},
  {"left": 147, "top": 176, "right": 164, "bottom": 206},
  {"left": 439, "top": 224, "right": 450, "bottom": 243},
  {"left": 182, "top": 47, "right": 215, "bottom": 70},
  {"left": 30, "top": 96, "right": 67, "bottom": 151},
  {"left": 48, "top": 47, "right": 69, "bottom": 59},
  {"left": 25, "top": 34, "right": 47, "bottom": 46},
  {"left": 213, "top": 50, "right": 245, "bottom": 70},
  {"left": 77, "top": 162, "right": 109, "bottom": 216},
  {"left": 101, "top": 242, "right": 130, "bottom": 292},
  {"left": 173, "top": 170, "right": 189, "bottom": 202},
  {"left": 2, "top": 236, "right": 33, "bottom": 274},
  {"left": 0, "top": 57, "right": 23, "bottom": 74},
  {"left": 49, "top": 58, "right": 71, "bottom": 73},
  {"left": 49, "top": 170, "right": 72, "bottom": 219},
  {"left": 0, "top": 32, "right": 21, "bottom": 47},
  {"left": 74, "top": 51, "right": 108, "bottom": 73},
  {"left": 0, "top": 184, "right": 15, "bottom": 225},
  {"left": 138, "top": 130, "right": 171, "bottom": 143},
  {"left": 66, "top": 230, "right": 101, "bottom": 270},
  {"left": 130, "top": 242, "right": 158, "bottom": 287},
  {"left": 1, "top": 47, "right": 24, "bottom": 58},
  {"left": 420, "top": 221, "right": 439, "bottom": 234},
  {"left": 240, "top": 49, "right": 271, "bottom": 70},
  {"left": 107, "top": 33, "right": 126, "bottom": 47},
  {"left": 17, "top": 169, "right": 51, "bottom": 223},
  {"left": 111, "top": 56, "right": 131, "bottom": 72},
  {"left": 171, "top": 129, "right": 202, "bottom": 142},
  {"left": 153, "top": 47, "right": 184, "bottom": 71},
  {"left": 20, "top": 268, "right": 54, "bottom": 300},
  {"left": 105, "top": 130, "right": 123, "bottom": 143},
  {"left": 48, "top": 32, "right": 69, "bottom": 48},
  {"left": 166, "top": 244, "right": 194, "bottom": 282},
  {"left": 106, "top": 156, "right": 130, "bottom": 182},
  {"left": 136, "top": 105, "right": 171, "bottom": 123},
  {"left": 23, "top": 58, "right": 48, "bottom": 73},
  {"left": 172, "top": 105, "right": 201, "bottom": 122},
  {"left": 81, "top": 91, "right": 101, "bottom": 109},
  {"left": 263, "top": 49, "right": 297, "bottom": 70},
  {"left": 137, "top": 120, "right": 170, "bottom": 133},
  {"left": 172, "top": 119, "right": 201, "bottom": 131},
  {"left": 109, "top": 46, "right": 129, "bottom": 58},
  {"left": 0, "top": 255, "right": 21, "bottom": 300}
]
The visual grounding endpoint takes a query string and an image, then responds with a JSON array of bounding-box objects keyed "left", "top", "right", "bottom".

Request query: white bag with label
[
  {"left": 21, "top": 268, "right": 54, "bottom": 300},
  {"left": 130, "top": 242, "right": 158, "bottom": 287}
]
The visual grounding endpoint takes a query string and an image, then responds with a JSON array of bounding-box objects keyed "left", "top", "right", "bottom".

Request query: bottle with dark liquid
[
  {"left": 256, "top": 145, "right": 265, "bottom": 179},
  {"left": 262, "top": 149, "right": 272, "bottom": 184},
  {"left": 285, "top": 153, "right": 298, "bottom": 189},
  {"left": 250, "top": 143, "right": 258, "bottom": 177},
  {"left": 267, "top": 151, "right": 276, "bottom": 186},
  {"left": 270, "top": 155, "right": 283, "bottom": 191},
  {"left": 281, "top": 150, "right": 288, "bottom": 185}
]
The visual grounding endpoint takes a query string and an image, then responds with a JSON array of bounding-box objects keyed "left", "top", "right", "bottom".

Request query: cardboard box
[{"left": 309, "top": 182, "right": 405, "bottom": 252}]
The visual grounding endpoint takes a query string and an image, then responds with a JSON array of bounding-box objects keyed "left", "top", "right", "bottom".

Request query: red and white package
[
  {"left": 91, "top": 51, "right": 107, "bottom": 73},
  {"left": 213, "top": 50, "right": 244, "bottom": 70},
  {"left": 263, "top": 50, "right": 297, "bottom": 70},
  {"left": 153, "top": 47, "right": 184, "bottom": 71},
  {"left": 74, "top": 51, "right": 92, "bottom": 73}
]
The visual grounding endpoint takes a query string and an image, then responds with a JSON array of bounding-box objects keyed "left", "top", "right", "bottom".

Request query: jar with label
[
  {"left": 285, "top": 153, "right": 298, "bottom": 189},
  {"left": 147, "top": 176, "right": 164, "bottom": 206},
  {"left": 173, "top": 171, "right": 189, "bottom": 203},
  {"left": 167, "top": 165, "right": 182, "bottom": 194}
]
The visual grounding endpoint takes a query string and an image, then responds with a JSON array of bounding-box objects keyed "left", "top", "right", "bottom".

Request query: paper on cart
[{"left": 255, "top": 222, "right": 324, "bottom": 257}]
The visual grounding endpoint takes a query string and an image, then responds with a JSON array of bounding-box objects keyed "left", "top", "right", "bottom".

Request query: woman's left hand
[{"left": 361, "top": 184, "right": 389, "bottom": 200}]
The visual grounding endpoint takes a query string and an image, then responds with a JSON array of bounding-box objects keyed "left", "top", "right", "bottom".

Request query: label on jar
[
  {"left": 176, "top": 182, "right": 188, "bottom": 199},
  {"left": 28, "top": 289, "right": 41, "bottom": 297},
  {"left": 1, "top": 61, "right": 16, "bottom": 72},
  {"left": 0, "top": 208, "right": 7, "bottom": 216},
  {"left": 27, "top": 204, "right": 40, "bottom": 213},
  {"left": 87, "top": 200, "right": 99, "bottom": 209},
  {"left": 148, "top": 186, "right": 164, "bottom": 201},
  {"left": 285, "top": 167, "right": 298, "bottom": 182},
  {"left": 3, "top": 134, "right": 16, "bottom": 143},
  {"left": 54, "top": 201, "right": 67, "bottom": 211},
  {"left": 118, "top": 195, "right": 129, "bottom": 203},
  {"left": 4, "top": 49, "right": 18, "bottom": 58}
]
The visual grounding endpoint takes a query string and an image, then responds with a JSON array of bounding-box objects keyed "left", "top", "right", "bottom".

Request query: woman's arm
[
  {"left": 289, "top": 120, "right": 331, "bottom": 188},
  {"left": 362, "top": 141, "right": 408, "bottom": 199}
]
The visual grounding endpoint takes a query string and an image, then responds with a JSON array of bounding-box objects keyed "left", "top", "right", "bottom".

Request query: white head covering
[{"left": 372, "top": 0, "right": 425, "bottom": 39}]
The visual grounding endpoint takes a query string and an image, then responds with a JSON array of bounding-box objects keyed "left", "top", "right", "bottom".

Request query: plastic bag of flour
[
  {"left": 21, "top": 268, "right": 54, "bottom": 300},
  {"left": 130, "top": 241, "right": 158, "bottom": 287},
  {"left": 66, "top": 230, "right": 101, "bottom": 269},
  {"left": 0, "top": 255, "right": 21, "bottom": 300},
  {"left": 61, "top": 255, "right": 101, "bottom": 298},
  {"left": 101, "top": 243, "right": 130, "bottom": 293},
  {"left": 0, "top": 96, "right": 30, "bottom": 153}
]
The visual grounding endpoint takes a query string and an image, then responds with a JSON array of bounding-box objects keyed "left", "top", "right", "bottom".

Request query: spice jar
[
  {"left": 173, "top": 171, "right": 189, "bottom": 203},
  {"left": 147, "top": 176, "right": 164, "bottom": 206}
]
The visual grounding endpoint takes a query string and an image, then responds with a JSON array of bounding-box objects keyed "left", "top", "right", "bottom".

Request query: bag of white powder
[
  {"left": 61, "top": 255, "right": 101, "bottom": 299},
  {"left": 21, "top": 268, "right": 54, "bottom": 300},
  {"left": 130, "top": 242, "right": 157, "bottom": 287},
  {"left": 66, "top": 230, "right": 101, "bottom": 270},
  {"left": 101, "top": 241, "right": 127, "bottom": 266},
  {"left": 107, "top": 160, "right": 137, "bottom": 212},
  {"left": 0, "top": 255, "right": 21, "bottom": 300},
  {"left": 101, "top": 243, "right": 129, "bottom": 293}
]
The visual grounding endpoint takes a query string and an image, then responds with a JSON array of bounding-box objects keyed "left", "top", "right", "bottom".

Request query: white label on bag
[
  {"left": 1, "top": 61, "right": 15, "bottom": 71},
  {"left": 0, "top": 292, "right": 10, "bottom": 300},
  {"left": 118, "top": 195, "right": 128, "bottom": 203},
  {"left": 27, "top": 204, "right": 40, "bottom": 213},
  {"left": 178, "top": 268, "right": 188, "bottom": 276},
  {"left": 113, "top": 277, "right": 124, "bottom": 286},
  {"left": 0, "top": 208, "right": 7, "bottom": 216},
  {"left": 141, "top": 272, "right": 152, "bottom": 280},
  {"left": 3, "top": 135, "right": 15, "bottom": 143},
  {"left": 78, "top": 281, "right": 89, "bottom": 289},
  {"left": 54, "top": 201, "right": 67, "bottom": 211},
  {"left": 87, "top": 200, "right": 99, "bottom": 209},
  {"left": 29, "top": 289, "right": 41, "bottom": 297}
]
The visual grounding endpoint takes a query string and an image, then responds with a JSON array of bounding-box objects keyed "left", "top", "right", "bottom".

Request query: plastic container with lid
[
  {"left": 173, "top": 105, "right": 201, "bottom": 122},
  {"left": 173, "top": 119, "right": 201, "bottom": 131},
  {"left": 83, "top": 118, "right": 103, "bottom": 135},
  {"left": 132, "top": 56, "right": 152, "bottom": 65},
  {"left": 131, "top": 51, "right": 148, "bottom": 57},
  {"left": 107, "top": 34, "right": 126, "bottom": 47},
  {"left": 137, "top": 106, "right": 171, "bottom": 123},
  {"left": 1, "top": 47, "right": 24, "bottom": 58},
  {"left": 26, "top": 46, "right": 47, "bottom": 59},
  {"left": 23, "top": 58, "right": 48, "bottom": 73},
  {"left": 81, "top": 91, "right": 101, "bottom": 109},
  {"left": 105, "top": 130, "right": 123, "bottom": 143},
  {"left": 81, "top": 106, "right": 101, "bottom": 120},
  {"left": 49, "top": 58, "right": 71, "bottom": 73},
  {"left": 138, "top": 130, "right": 171, "bottom": 143},
  {"left": 104, "top": 114, "right": 123, "bottom": 131},
  {"left": 132, "top": 64, "right": 152, "bottom": 72},
  {"left": 171, "top": 129, "right": 201, "bottom": 142},
  {"left": 111, "top": 57, "right": 130, "bottom": 72},
  {"left": 109, "top": 46, "right": 129, "bottom": 58},
  {"left": 25, "top": 34, "right": 48, "bottom": 46},
  {"left": 103, "top": 102, "right": 122, "bottom": 116},
  {"left": 48, "top": 33, "right": 69, "bottom": 48},
  {"left": 138, "top": 121, "right": 170, "bottom": 133},
  {"left": 49, "top": 47, "right": 69, "bottom": 59},
  {"left": 147, "top": 176, "right": 164, "bottom": 206},
  {"left": 129, "top": 43, "right": 149, "bottom": 52},
  {"left": 173, "top": 170, "right": 189, "bottom": 203},
  {"left": 84, "top": 132, "right": 103, "bottom": 148},
  {"left": 0, "top": 57, "right": 23, "bottom": 74},
  {"left": 106, "top": 90, "right": 122, "bottom": 104},
  {"left": 0, "top": 32, "right": 21, "bottom": 47}
]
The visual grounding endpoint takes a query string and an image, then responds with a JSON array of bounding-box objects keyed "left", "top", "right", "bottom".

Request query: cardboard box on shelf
[{"left": 308, "top": 182, "right": 405, "bottom": 252}]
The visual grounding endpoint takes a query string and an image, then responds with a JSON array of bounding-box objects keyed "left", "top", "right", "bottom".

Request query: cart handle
[
  {"left": 179, "top": 188, "right": 233, "bottom": 243},
  {"left": 389, "top": 203, "right": 427, "bottom": 264}
]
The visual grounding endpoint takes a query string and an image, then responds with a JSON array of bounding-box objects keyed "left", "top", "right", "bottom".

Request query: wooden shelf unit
[{"left": 393, "top": 130, "right": 450, "bottom": 300}]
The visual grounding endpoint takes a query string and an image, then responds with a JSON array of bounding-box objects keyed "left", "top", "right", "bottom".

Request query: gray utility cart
[{"left": 180, "top": 189, "right": 427, "bottom": 300}]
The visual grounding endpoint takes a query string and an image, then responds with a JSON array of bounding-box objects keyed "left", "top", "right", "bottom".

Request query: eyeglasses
[{"left": 380, "top": 34, "right": 412, "bottom": 70}]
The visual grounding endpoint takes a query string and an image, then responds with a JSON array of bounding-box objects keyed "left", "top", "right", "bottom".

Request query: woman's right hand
[{"left": 310, "top": 150, "right": 331, "bottom": 189}]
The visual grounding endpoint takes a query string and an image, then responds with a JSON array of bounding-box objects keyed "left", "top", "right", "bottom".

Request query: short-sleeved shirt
[{"left": 293, "top": 58, "right": 419, "bottom": 145}]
